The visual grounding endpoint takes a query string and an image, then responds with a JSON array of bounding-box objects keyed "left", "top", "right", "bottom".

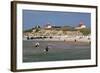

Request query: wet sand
[{"left": 23, "top": 40, "right": 91, "bottom": 62}]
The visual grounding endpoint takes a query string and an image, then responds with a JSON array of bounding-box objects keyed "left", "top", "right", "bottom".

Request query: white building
[
  {"left": 44, "top": 23, "right": 52, "bottom": 29},
  {"left": 75, "top": 22, "right": 86, "bottom": 29}
]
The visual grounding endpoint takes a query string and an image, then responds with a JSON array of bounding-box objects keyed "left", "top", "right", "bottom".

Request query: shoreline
[
  {"left": 23, "top": 35, "right": 90, "bottom": 43},
  {"left": 23, "top": 39, "right": 90, "bottom": 45}
]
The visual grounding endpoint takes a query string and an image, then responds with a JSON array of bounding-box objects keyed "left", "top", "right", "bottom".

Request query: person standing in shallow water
[
  {"left": 35, "top": 42, "right": 39, "bottom": 47},
  {"left": 44, "top": 46, "right": 49, "bottom": 54}
]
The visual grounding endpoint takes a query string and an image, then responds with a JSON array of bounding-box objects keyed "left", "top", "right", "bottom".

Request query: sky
[{"left": 23, "top": 10, "right": 91, "bottom": 30}]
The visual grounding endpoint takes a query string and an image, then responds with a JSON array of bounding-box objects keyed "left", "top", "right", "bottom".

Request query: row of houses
[{"left": 39, "top": 21, "right": 86, "bottom": 29}]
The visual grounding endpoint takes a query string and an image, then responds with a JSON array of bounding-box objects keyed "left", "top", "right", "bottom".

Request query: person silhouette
[{"left": 44, "top": 46, "right": 49, "bottom": 54}]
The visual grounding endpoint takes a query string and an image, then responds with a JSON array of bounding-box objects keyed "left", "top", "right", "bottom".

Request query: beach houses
[{"left": 75, "top": 21, "right": 86, "bottom": 29}]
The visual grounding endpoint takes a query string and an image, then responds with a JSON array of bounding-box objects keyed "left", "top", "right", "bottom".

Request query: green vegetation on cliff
[{"left": 78, "top": 28, "right": 91, "bottom": 35}]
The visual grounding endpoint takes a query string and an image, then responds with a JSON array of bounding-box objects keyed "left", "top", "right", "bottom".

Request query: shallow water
[{"left": 23, "top": 40, "right": 91, "bottom": 62}]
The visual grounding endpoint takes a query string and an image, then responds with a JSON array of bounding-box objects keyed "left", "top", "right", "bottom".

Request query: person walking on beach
[{"left": 74, "top": 39, "right": 77, "bottom": 42}]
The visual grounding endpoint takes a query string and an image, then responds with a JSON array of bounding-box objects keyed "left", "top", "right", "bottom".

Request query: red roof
[{"left": 78, "top": 21, "right": 85, "bottom": 27}]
